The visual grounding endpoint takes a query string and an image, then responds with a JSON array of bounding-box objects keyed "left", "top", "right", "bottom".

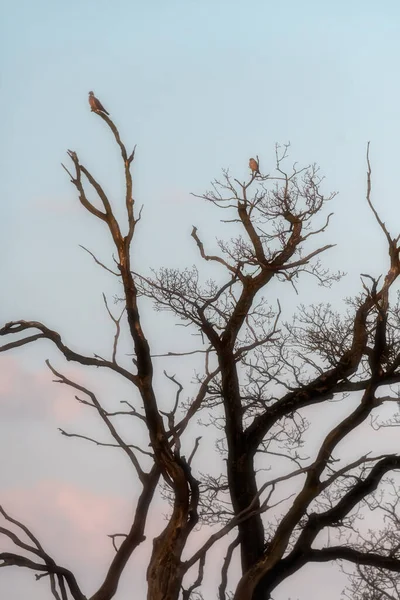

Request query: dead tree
[{"left": 2, "top": 104, "right": 400, "bottom": 600}]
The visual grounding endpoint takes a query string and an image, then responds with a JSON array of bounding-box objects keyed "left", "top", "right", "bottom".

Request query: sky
[{"left": 2, "top": 0, "right": 400, "bottom": 598}]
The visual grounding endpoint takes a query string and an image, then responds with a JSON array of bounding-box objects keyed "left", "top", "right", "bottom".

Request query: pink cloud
[
  {"left": 0, "top": 356, "right": 82, "bottom": 423},
  {"left": 1, "top": 481, "right": 129, "bottom": 565},
  {"left": 1, "top": 480, "right": 244, "bottom": 597},
  {"left": 1, "top": 478, "right": 221, "bottom": 566},
  {"left": 0, "top": 481, "right": 173, "bottom": 596}
]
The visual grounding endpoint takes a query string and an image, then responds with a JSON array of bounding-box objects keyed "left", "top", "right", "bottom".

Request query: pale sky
[{"left": 2, "top": 1, "right": 400, "bottom": 599}]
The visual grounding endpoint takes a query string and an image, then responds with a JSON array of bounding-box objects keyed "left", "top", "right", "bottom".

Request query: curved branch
[
  {"left": 46, "top": 361, "right": 146, "bottom": 482},
  {"left": 219, "top": 535, "right": 240, "bottom": 600},
  {"left": 191, "top": 226, "right": 238, "bottom": 275},
  {"left": 79, "top": 245, "right": 120, "bottom": 277},
  {"left": 308, "top": 546, "right": 400, "bottom": 573},
  {"left": 0, "top": 321, "right": 137, "bottom": 384},
  {"left": 90, "top": 111, "right": 136, "bottom": 242},
  {"left": 0, "top": 505, "right": 85, "bottom": 600},
  {"left": 90, "top": 466, "right": 159, "bottom": 600},
  {"left": 0, "top": 553, "right": 85, "bottom": 600}
]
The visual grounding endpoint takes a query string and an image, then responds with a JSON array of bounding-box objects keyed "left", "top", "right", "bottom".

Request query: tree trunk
[
  {"left": 146, "top": 521, "right": 186, "bottom": 600},
  {"left": 218, "top": 349, "right": 268, "bottom": 600}
]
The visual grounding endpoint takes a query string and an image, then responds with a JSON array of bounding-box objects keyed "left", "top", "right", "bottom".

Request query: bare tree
[{"left": 2, "top": 103, "right": 400, "bottom": 600}]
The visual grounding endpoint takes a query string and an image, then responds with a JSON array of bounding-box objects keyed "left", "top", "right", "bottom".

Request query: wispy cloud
[
  {"left": 1, "top": 481, "right": 129, "bottom": 563},
  {"left": 0, "top": 357, "right": 82, "bottom": 423}
]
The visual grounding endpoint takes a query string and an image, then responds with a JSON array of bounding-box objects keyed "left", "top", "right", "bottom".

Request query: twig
[
  {"left": 102, "top": 293, "right": 126, "bottom": 363},
  {"left": 188, "top": 437, "right": 202, "bottom": 466},
  {"left": 58, "top": 429, "right": 153, "bottom": 457},
  {"left": 107, "top": 533, "right": 128, "bottom": 553},
  {"left": 46, "top": 361, "right": 147, "bottom": 481},
  {"left": 218, "top": 535, "right": 240, "bottom": 600},
  {"left": 79, "top": 245, "right": 120, "bottom": 276}
]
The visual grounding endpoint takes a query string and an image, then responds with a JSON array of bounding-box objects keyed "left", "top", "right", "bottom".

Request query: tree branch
[{"left": 0, "top": 321, "right": 137, "bottom": 384}]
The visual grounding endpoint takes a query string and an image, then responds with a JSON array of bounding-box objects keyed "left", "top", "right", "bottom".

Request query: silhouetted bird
[
  {"left": 88, "top": 91, "right": 109, "bottom": 115},
  {"left": 249, "top": 157, "right": 260, "bottom": 175}
]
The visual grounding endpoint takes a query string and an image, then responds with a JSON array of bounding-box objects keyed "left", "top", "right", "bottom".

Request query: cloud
[
  {"left": 0, "top": 356, "right": 82, "bottom": 423},
  {"left": 1, "top": 481, "right": 129, "bottom": 566},
  {"left": 0, "top": 480, "right": 167, "bottom": 597}
]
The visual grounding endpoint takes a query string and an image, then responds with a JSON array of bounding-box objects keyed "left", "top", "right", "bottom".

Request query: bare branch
[
  {"left": 0, "top": 506, "right": 85, "bottom": 600},
  {"left": 219, "top": 535, "right": 240, "bottom": 600},
  {"left": 182, "top": 554, "right": 206, "bottom": 600},
  {"left": 366, "top": 142, "right": 393, "bottom": 247},
  {"left": 102, "top": 293, "right": 125, "bottom": 363},
  {"left": 58, "top": 429, "right": 153, "bottom": 457},
  {"left": 46, "top": 361, "right": 147, "bottom": 481},
  {"left": 79, "top": 245, "right": 120, "bottom": 277},
  {"left": 0, "top": 320, "right": 137, "bottom": 384},
  {"left": 188, "top": 437, "right": 202, "bottom": 467},
  {"left": 191, "top": 226, "right": 239, "bottom": 275},
  {"left": 107, "top": 534, "right": 128, "bottom": 553}
]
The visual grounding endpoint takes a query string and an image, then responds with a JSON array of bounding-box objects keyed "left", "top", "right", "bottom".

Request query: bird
[
  {"left": 88, "top": 91, "right": 109, "bottom": 115},
  {"left": 249, "top": 157, "right": 260, "bottom": 176}
]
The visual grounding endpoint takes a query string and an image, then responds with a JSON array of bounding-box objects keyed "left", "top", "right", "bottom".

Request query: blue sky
[
  {"left": 1, "top": 0, "right": 398, "bottom": 348},
  {"left": 2, "top": 0, "right": 400, "bottom": 287},
  {"left": 2, "top": 1, "right": 400, "bottom": 599}
]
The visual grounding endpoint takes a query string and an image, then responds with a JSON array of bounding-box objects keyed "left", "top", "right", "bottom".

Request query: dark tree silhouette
[{"left": 2, "top": 106, "right": 400, "bottom": 600}]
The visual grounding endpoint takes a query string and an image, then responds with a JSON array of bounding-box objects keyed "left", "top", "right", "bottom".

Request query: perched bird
[
  {"left": 88, "top": 91, "right": 109, "bottom": 115},
  {"left": 249, "top": 157, "right": 260, "bottom": 176}
]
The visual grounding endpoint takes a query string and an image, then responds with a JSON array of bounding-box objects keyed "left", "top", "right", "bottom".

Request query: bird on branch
[
  {"left": 88, "top": 91, "right": 109, "bottom": 115},
  {"left": 249, "top": 157, "right": 260, "bottom": 176}
]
